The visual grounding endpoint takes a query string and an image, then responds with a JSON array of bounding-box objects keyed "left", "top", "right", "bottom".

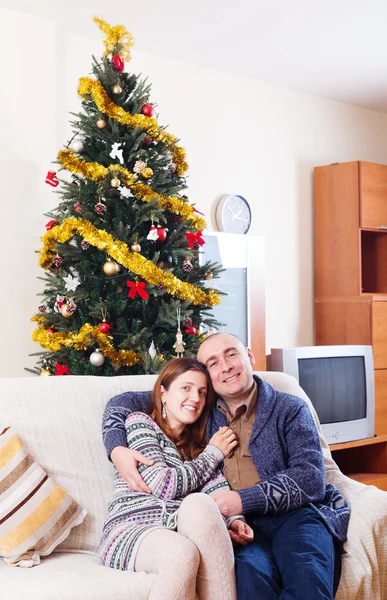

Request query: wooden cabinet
[
  {"left": 315, "top": 161, "right": 387, "bottom": 486},
  {"left": 330, "top": 435, "right": 387, "bottom": 491}
]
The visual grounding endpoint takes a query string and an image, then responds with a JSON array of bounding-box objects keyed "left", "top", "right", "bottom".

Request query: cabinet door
[
  {"left": 372, "top": 302, "right": 387, "bottom": 369},
  {"left": 375, "top": 370, "right": 387, "bottom": 436},
  {"left": 360, "top": 162, "right": 387, "bottom": 229}
]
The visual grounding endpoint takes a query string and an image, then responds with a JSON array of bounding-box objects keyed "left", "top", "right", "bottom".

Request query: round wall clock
[{"left": 215, "top": 194, "right": 252, "bottom": 234}]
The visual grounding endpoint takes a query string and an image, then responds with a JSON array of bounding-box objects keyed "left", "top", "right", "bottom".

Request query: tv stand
[{"left": 329, "top": 434, "right": 387, "bottom": 490}]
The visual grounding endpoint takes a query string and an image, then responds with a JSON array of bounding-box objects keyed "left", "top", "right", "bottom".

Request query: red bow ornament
[
  {"left": 126, "top": 280, "right": 149, "bottom": 300},
  {"left": 186, "top": 231, "right": 205, "bottom": 249},
  {"left": 54, "top": 363, "right": 70, "bottom": 376},
  {"left": 45, "top": 219, "right": 58, "bottom": 230}
]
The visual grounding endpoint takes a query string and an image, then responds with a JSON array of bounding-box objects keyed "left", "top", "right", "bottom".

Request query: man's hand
[
  {"left": 110, "top": 446, "right": 154, "bottom": 493},
  {"left": 229, "top": 520, "right": 254, "bottom": 546},
  {"left": 213, "top": 490, "right": 242, "bottom": 517}
]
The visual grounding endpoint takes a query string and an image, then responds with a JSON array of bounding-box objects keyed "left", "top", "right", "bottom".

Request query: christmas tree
[{"left": 30, "top": 16, "right": 223, "bottom": 377}]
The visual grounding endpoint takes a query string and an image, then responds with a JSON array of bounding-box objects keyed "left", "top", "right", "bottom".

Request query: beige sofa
[{"left": 0, "top": 372, "right": 386, "bottom": 599}]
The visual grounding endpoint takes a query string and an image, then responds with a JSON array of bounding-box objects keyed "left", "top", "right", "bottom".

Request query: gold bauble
[
  {"left": 111, "top": 177, "right": 120, "bottom": 188},
  {"left": 40, "top": 368, "right": 51, "bottom": 377},
  {"left": 141, "top": 167, "right": 153, "bottom": 179},
  {"left": 96, "top": 118, "right": 106, "bottom": 129},
  {"left": 103, "top": 260, "right": 119, "bottom": 275},
  {"left": 205, "top": 272, "right": 213, "bottom": 280},
  {"left": 131, "top": 243, "right": 141, "bottom": 253},
  {"left": 112, "top": 84, "right": 122, "bottom": 95}
]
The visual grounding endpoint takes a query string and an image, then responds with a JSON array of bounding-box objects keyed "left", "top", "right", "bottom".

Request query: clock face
[{"left": 216, "top": 195, "right": 252, "bottom": 234}]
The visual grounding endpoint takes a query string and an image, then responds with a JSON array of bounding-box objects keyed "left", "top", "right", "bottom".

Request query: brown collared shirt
[{"left": 216, "top": 381, "right": 261, "bottom": 490}]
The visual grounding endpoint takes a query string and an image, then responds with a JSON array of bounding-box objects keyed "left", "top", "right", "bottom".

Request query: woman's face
[{"left": 161, "top": 369, "right": 207, "bottom": 433}]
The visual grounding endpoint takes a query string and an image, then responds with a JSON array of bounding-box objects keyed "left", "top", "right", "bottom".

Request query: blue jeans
[{"left": 235, "top": 507, "right": 341, "bottom": 600}]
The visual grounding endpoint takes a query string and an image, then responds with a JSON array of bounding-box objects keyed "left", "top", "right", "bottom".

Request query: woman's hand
[
  {"left": 209, "top": 426, "right": 238, "bottom": 457},
  {"left": 229, "top": 520, "right": 254, "bottom": 546}
]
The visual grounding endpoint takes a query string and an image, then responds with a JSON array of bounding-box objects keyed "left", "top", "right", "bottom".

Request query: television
[{"left": 269, "top": 345, "right": 375, "bottom": 445}]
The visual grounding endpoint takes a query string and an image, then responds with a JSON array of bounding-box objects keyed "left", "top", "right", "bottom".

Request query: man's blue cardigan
[{"left": 103, "top": 375, "right": 350, "bottom": 542}]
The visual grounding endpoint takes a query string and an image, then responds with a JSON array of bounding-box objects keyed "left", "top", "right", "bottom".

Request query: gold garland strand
[
  {"left": 93, "top": 16, "right": 134, "bottom": 61},
  {"left": 58, "top": 149, "right": 204, "bottom": 230},
  {"left": 78, "top": 78, "right": 188, "bottom": 177},
  {"left": 39, "top": 217, "right": 221, "bottom": 306},
  {"left": 32, "top": 320, "right": 141, "bottom": 367}
]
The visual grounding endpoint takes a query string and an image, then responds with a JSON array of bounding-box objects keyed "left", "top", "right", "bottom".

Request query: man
[{"left": 103, "top": 333, "right": 350, "bottom": 599}]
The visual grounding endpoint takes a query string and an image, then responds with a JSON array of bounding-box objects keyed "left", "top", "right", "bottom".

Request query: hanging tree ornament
[
  {"left": 40, "top": 368, "right": 51, "bottom": 377},
  {"left": 63, "top": 273, "right": 81, "bottom": 292},
  {"left": 131, "top": 237, "right": 141, "bottom": 253},
  {"left": 52, "top": 255, "right": 63, "bottom": 268},
  {"left": 95, "top": 199, "right": 107, "bottom": 214},
  {"left": 109, "top": 142, "right": 124, "bottom": 164},
  {"left": 69, "top": 138, "right": 84, "bottom": 153},
  {"left": 113, "top": 54, "right": 124, "bottom": 71},
  {"left": 99, "top": 321, "right": 111, "bottom": 334},
  {"left": 81, "top": 240, "right": 90, "bottom": 250},
  {"left": 90, "top": 349, "right": 105, "bottom": 366},
  {"left": 112, "top": 83, "right": 122, "bottom": 95},
  {"left": 185, "top": 325, "right": 197, "bottom": 335},
  {"left": 55, "top": 363, "right": 70, "bottom": 376},
  {"left": 182, "top": 257, "right": 193, "bottom": 272},
  {"left": 96, "top": 117, "right": 106, "bottom": 129},
  {"left": 186, "top": 231, "right": 205, "bottom": 249},
  {"left": 157, "top": 226, "right": 167, "bottom": 241},
  {"left": 103, "top": 260, "right": 120, "bottom": 275},
  {"left": 61, "top": 302, "right": 76, "bottom": 318},
  {"left": 110, "top": 174, "right": 121, "bottom": 188},
  {"left": 183, "top": 317, "right": 193, "bottom": 329},
  {"left": 45, "top": 170, "right": 59, "bottom": 187},
  {"left": 141, "top": 104, "right": 155, "bottom": 117},
  {"left": 173, "top": 308, "right": 186, "bottom": 357},
  {"left": 147, "top": 215, "right": 159, "bottom": 242},
  {"left": 133, "top": 160, "right": 147, "bottom": 174},
  {"left": 38, "top": 304, "right": 47, "bottom": 314},
  {"left": 126, "top": 280, "right": 149, "bottom": 300}
]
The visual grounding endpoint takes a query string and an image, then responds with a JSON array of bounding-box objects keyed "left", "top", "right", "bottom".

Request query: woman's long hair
[{"left": 151, "top": 357, "right": 214, "bottom": 459}]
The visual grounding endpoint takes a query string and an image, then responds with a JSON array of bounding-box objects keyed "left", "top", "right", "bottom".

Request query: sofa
[{"left": 0, "top": 371, "right": 386, "bottom": 600}]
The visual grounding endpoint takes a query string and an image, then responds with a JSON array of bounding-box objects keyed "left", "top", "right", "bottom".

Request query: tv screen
[{"left": 298, "top": 356, "right": 367, "bottom": 425}]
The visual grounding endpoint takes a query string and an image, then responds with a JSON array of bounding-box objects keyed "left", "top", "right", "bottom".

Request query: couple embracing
[{"left": 100, "top": 333, "right": 350, "bottom": 600}]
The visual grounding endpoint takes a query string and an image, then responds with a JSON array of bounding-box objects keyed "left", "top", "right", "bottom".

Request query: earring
[{"left": 162, "top": 403, "right": 166, "bottom": 419}]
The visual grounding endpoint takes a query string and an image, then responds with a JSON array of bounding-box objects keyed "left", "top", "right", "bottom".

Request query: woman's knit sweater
[{"left": 100, "top": 412, "right": 230, "bottom": 571}]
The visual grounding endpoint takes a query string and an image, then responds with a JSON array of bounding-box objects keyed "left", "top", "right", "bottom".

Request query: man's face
[{"left": 197, "top": 334, "right": 255, "bottom": 401}]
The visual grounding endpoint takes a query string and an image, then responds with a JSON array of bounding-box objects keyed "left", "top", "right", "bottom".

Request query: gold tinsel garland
[
  {"left": 57, "top": 149, "right": 205, "bottom": 230},
  {"left": 93, "top": 16, "right": 134, "bottom": 61},
  {"left": 78, "top": 78, "right": 188, "bottom": 177},
  {"left": 31, "top": 320, "right": 141, "bottom": 367},
  {"left": 39, "top": 217, "right": 221, "bottom": 307}
]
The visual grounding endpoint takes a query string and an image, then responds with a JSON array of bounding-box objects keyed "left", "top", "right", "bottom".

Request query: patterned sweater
[
  {"left": 103, "top": 376, "right": 350, "bottom": 543},
  {"left": 100, "top": 412, "right": 231, "bottom": 571}
]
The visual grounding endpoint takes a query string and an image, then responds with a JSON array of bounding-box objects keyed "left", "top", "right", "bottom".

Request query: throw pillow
[{"left": 0, "top": 426, "right": 87, "bottom": 567}]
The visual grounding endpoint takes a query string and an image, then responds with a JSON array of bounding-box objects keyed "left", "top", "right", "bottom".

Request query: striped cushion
[{"left": 0, "top": 427, "right": 87, "bottom": 567}]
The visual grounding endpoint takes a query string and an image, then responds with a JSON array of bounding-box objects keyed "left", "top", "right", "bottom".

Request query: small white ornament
[
  {"left": 147, "top": 225, "right": 159, "bottom": 241},
  {"left": 69, "top": 138, "right": 84, "bottom": 153},
  {"left": 149, "top": 341, "right": 157, "bottom": 359},
  {"left": 89, "top": 350, "right": 105, "bottom": 367},
  {"left": 54, "top": 295, "right": 66, "bottom": 313},
  {"left": 63, "top": 274, "right": 81, "bottom": 292},
  {"left": 118, "top": 186, "right": 133, "bottom": 198},
  {"left": 110, "top": 142, "right": 124, "bottom": 164},
  {"left": 133, "top": 160, "right": 146, "bottom": 174}
]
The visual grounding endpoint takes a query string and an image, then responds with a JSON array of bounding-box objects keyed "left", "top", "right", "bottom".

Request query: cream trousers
[{"left": 135, "top": 493, "right": 237, "bottom": 600}]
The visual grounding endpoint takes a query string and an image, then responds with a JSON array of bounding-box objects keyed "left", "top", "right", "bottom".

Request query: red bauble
[
  {"left": 99, "top": 321, "right": 112, "bottom": 334},
  {"left": 74, "top": 204, "right": 82, "bottom": 213},
  {"left": 46, "top": 327, "right": 55, "bottom": 334},
  {"left": 144, "top": 135, "right": 152, "bottom": 145},
  {"left": 141, "top": 104, "right": 155, "bottom": 117},
  {"left": 157, "top": 227, "right": 167, "bottom": 241},
  {"left": 113, "top": 54, "right": 124, "bottom": 71},
  {"left": 186, "top": 326, "right": 197, "bottom": 335}
]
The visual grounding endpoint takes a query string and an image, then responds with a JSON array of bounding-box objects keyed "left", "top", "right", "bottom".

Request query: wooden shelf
[
  {"left": 347, "top": 473, "right": 387, "bottom": 491},
  {"left": 329, "top": 434, "right": 387, "bottom": 452}
]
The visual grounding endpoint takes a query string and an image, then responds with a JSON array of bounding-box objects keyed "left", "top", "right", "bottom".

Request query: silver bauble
[
  {"left": 69, "top": 138, "right": 84, "bottom": 153},
  {"left": 89, "top": 350, "right": 105, "bottom": 367}
]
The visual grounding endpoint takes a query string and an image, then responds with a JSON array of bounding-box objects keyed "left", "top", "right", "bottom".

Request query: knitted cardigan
[
  {"left": 100, "top": 412, "right": 230, "bottom": 571},
  {"left": 103, "top": 375, "right": 350, "bottom": 542}
]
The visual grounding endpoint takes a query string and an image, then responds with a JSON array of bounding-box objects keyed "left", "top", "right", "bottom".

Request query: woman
[{"left": 100, "top": 357, "right": 253, "bottom": 600}]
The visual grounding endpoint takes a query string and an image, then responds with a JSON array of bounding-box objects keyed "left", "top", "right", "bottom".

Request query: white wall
[{"left": 2, "top": 7, "right": 387, "bottom": 376}]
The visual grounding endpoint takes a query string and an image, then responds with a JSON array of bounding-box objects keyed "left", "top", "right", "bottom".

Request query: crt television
[{"left": 270, "top": 345, "right": 375, "bottom": 445}]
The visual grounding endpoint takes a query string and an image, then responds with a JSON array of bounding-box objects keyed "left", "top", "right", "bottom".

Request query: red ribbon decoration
[
  {"left": 55, "top": 363, "right": 70, "bottom": 376},
  {"left": 126, "top": 280, "right": 149, "bottom": 300},
  {"left": 186, "top": 231, "right": 205, "bottom": 249},
  {"left": 192, "top": 207, "right": 205, "bottom": 216}
]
